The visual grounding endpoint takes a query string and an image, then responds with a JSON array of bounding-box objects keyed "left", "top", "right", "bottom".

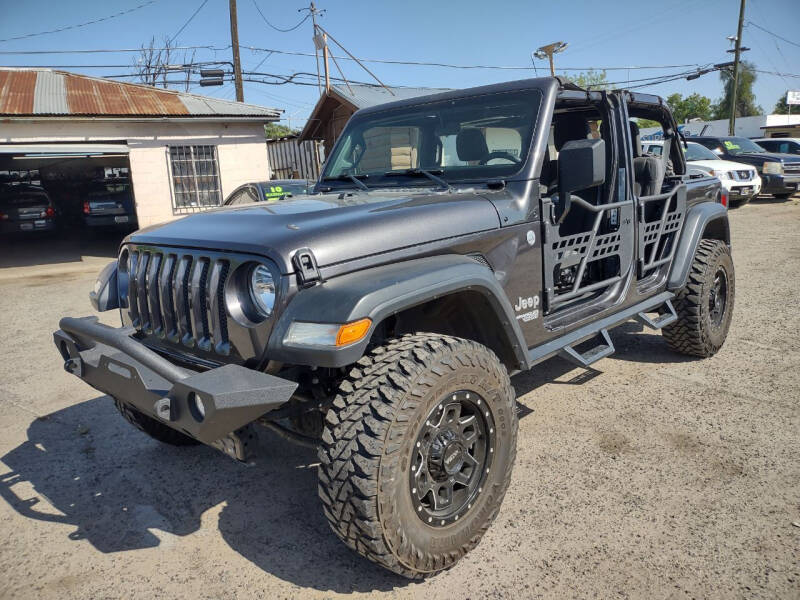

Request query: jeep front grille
[{"left": 123, "top": 248, "right": 231, "bottom": 355}]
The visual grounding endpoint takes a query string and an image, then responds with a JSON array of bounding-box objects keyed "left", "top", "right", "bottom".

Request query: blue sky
[{"left": 1, "top": 0, "right": 798, "bottom": 126}]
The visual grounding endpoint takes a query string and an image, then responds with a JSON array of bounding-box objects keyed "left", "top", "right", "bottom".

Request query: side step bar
[
  {"left": 525, "top": 291, "right": 675, "bottom": 370},
  {"left": 558, "top": 329, "right": 614, "bottom": 368},
  {"left": 634, "top": 299, "right": 678, "bottom": 330}
]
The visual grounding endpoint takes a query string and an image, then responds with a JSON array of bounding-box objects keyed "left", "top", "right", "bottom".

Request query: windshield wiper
[
  {"left": 322, "top": 173, "right": 369, "bottom": 191},
  {"left": 384, "top": 168, "right": 452, "bottom": 191}
]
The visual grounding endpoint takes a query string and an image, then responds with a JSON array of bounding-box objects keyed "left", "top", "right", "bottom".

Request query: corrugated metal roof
[
  {"left": 33, "top": 70, "right": 68, "bottom": 114},
  {"left": 0, "top": 68, "right": 280, "bottom": 119},
  {"left": 0, "top": 70, "right": 36, "bottom": 114},
  {"left": 330, "top": 84, "right": 450, "bottom": 109}
]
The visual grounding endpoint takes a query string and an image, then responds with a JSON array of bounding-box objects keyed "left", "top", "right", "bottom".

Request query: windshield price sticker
[
  {"left": 723, "top": 141, "right": 740, "bottom": 150},
  {"left": 264, "top": 186, "right": 286, "bottom": 200}
]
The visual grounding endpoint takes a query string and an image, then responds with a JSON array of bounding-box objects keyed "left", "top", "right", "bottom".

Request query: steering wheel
[{"left": 480, "top": 151, "right": 521, "bottom": 165}]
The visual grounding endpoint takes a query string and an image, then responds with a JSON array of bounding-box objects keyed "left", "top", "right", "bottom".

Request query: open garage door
[
  {"left": 0, "top": 142, "right": 134, "bottom": 272},
  {"left": 0, "top": 142, "right": 136, "bottom": 233}
]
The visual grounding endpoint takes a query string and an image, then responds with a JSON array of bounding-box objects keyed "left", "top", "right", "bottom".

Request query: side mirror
[{"left": 556, "top": 138, "right": 606, "bottom": 223}]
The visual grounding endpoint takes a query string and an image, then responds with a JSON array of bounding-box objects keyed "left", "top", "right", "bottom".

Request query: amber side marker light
[{"left": 336, "top": 318, "right": 372, "bottom": 346}]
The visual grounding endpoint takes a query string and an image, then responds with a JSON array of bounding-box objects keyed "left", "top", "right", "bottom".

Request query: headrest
[
  {"left": 456, "top": 128, "right": 489, "bottom": 162},
  {"left": 554, "top": 116, "right": 589, "bottom": 150},
  {"left": 629, "top": 121, "right": 642, "bottom": 158}
]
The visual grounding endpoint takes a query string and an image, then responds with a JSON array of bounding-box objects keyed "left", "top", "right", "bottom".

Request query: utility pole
[
  {"left": 229, "top": 0, "right": 244, "bottom": 102},
  {"left": 310, "top": 2, "right": 322, "bottom": 94},
  {"left": 322, "top": 32, "right": 330, "bottom": 93},
  {"left": 729, "top": 0, "right": 746, "bottom": 135}
]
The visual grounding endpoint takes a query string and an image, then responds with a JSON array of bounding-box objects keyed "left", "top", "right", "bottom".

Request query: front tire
[
  {"left": 773, "top": 192, "right": 792, "bottom": 200},
  {"left": 662, "top": 239, "right": 735, "bottom": 357},
  {"left": 318, "top": 333, "right": 518, "bottom": 578}
]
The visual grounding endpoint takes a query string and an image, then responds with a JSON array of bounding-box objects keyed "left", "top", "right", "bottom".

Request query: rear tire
[
  {"left": 318, "top": 333, "right": 518, "bottom": 578},
  {"left": 662, "top": 239, "right": 734, "bottom": 357},
  {"left": 114, "top": 398, "right": 200, "bottom": 446}
]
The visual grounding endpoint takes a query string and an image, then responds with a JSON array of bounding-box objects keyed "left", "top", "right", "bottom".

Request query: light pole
[{"left": 534, "top": 41, "right": 568, "bottom": 76}]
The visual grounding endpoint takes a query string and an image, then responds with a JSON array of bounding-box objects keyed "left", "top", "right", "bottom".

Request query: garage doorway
[{"left": 0, "top": 143, "right": 135, "bottom": 271}]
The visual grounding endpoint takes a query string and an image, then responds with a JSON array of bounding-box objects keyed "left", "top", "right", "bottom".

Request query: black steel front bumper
[{"left": 54, "top": 316, "right": 298, "bottom": 446}]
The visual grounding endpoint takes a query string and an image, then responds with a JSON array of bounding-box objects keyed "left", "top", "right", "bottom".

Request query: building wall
[
  {"left": 639, "top": 114, "right": 800, "bottom": 140},
  {"left": 1, "top": 119, "right": 271, "bottom": 228}
]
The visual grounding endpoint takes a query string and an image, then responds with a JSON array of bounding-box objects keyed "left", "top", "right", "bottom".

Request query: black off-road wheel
[
  {"left": 773, "top": 192, "right": 792, "bottom": 200},
  {"left": 318, "top": 333, "right": 518, "bottom": 578},
  {"left": 114, "top": 398, "right": 200, "bottom": 446},
  {"left": 662, "top": 239, "right": 735, "bottom": 357}
]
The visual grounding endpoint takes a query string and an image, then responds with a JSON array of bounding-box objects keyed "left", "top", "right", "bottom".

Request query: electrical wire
[
  {"left": 170, "top": 0, "right": 209, "bottom": 43},
  {"left": 250, "top": 0, "right": 310, "bottom": 32},
  {"left": 245, "top": 45, "right": 706, "bottom": 72},
  {"left": 0, "top": 44, "right": 709, "bottom": 75},
  {"left": 0, "top": 0, "right": 158, "bottom": 43},
  {"left": 0, "top": 46, "right": 229, "bottom": 55},
  {"left": 745, "top": 21, "right": 800, "bottom": 49}
]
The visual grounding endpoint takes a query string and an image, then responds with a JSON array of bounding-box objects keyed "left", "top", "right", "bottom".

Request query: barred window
[{"left": 168, "top": 145, "right": 222, "bottom": 213}]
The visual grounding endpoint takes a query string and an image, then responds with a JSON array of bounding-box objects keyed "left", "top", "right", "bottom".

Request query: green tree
[
  {"left": 712, "top": 61, "right": 763, "bottom": 120},
  {"left": 563, "top": 69, "right": 609, "bottom": 90},
  {"left": 666, "top": 92, "right": 713, "bottom": 123},
  {"left": 636, "top": 118, "right": 661, "bottom": 129},
  {"left": 265, "top": 123, "right": 298, "bottom": 139},
  {"left": 773, "top": 92, "right": 791, "bottom": 115}
]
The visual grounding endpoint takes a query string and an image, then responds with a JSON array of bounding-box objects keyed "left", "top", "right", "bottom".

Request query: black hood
[
  {"left": 128, "top": 189, "right": 501, "bottom": 273},
  {"left": 730, "top": 151, "right": 800, "bottom": 165}
]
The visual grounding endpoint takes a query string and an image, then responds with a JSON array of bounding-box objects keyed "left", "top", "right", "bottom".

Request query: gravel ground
[{"left": 0, "top": 199, "right": 798, "bottom": 599}]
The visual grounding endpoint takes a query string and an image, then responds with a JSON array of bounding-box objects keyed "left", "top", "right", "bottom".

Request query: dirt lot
[{"left": 0, "top": 199, "right": 798, "bottom": 600}]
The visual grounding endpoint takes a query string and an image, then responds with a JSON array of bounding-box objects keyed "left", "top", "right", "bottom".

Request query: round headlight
[{"left": 249, "top": 264, "right": 276, "bottom": 317}]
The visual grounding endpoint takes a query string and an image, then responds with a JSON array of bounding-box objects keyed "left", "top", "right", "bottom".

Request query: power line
[
  {"left": 170, "top": 0, "right": 210, "bottom": 43},
  {"left": 0, "top": 46, "right": 230, "bottom": 55},
  {"left": 250, "top": 0, "right": 310, "bottom": 32},
  {"left": 0, "top": 0, "right": 158, "bottom": 43},
  {"left": 745, "top": 21, "right": 800, "bottom": 49},
  {"left": 0, "top": 44, "right": 709, "bottom": 74},
  {"left": 245, "top": 45, "right": 706, "bottom": 72}
]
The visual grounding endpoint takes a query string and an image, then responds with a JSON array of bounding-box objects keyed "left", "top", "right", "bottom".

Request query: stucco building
[{"left": 0, "top": 68, "right": 280, "bottom": 229}]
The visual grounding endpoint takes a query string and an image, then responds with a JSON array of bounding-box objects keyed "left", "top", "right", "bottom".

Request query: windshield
[
  {"left": 685, "top": 142, "right": 719, "bottom": 161},
  {"left": 721, "top": 137, "right": 767, "bottom": 155},
  {"left": 0, "top": 193, "right": 48, "bottom": 207},
  {"left": 321, "top": 89, "right": 542, "bottom": 188},
  {"left": 88, "top": 182, "right": 130, "bottom": 196}
]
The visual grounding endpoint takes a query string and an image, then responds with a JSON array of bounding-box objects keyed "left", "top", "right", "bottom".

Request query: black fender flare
[
  {"left": 267, "top": 254, "right": 528, "bottom": 369},
  {"left": 667, "top": 202, "right": 730, "bottom": 291}
]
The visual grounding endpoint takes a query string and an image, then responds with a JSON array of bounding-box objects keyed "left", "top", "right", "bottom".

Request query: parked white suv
[{"left": 642, "top": 140, "right": 761, "bottom": 207}]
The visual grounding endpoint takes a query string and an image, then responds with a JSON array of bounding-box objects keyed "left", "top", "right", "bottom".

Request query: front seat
[
  {"left": 456, "top": 128, "right": 489, "bottom": 163},
  {"left": 630, "top": 121, "right": 665, "bottom": 197},
  {"left": 542, "top": 115, "right": 591, "bottom": 193}
]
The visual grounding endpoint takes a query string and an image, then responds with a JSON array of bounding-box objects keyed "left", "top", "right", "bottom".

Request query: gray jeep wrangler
[{"left": 54, "top": 77, "right": 733, "bottom": 578}]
